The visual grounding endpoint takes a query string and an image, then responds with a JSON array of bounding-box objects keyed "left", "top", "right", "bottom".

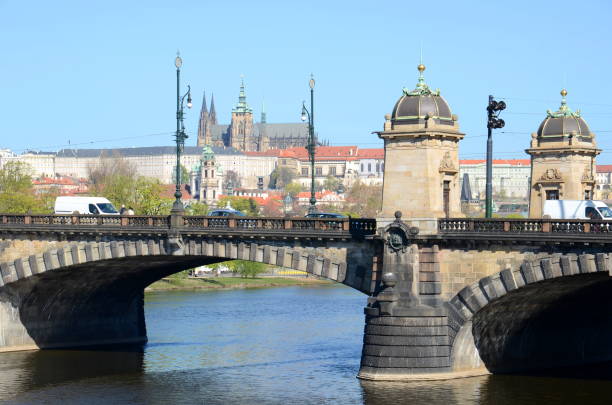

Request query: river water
[{"left": 1, "top": 285, "right": 611, "bottom": 404}]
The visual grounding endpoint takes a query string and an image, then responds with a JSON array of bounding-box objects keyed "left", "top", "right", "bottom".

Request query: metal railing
[
  {"left": 439, "top": 218, "right": 612, "bottom": 234},
  {"left": 0, "top": 214, "right": 377, "bottom": 237}
]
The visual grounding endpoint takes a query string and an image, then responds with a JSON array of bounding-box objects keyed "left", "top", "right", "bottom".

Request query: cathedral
[{"left": 196, "top": 78, "right": 310, "bottom": 152}]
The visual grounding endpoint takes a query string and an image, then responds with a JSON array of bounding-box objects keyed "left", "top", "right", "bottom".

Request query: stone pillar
[
  {"left": 376, "top": 64, "right": 464, "bottom": 230},
  {"left": 358, "top": 214, "right": 455, "bottom": 379},
  {"left": 527, "top": 90, "right": 600, "bottom": 218}
]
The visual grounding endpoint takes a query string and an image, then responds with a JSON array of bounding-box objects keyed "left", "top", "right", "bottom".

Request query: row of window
[{"left": 360, "top": 162, "right": 384, "bottom": 173}]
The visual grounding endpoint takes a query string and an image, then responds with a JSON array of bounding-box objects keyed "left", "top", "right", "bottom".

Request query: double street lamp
[
  {"left": 301, "top": 75, "right": 317, "bottom": 214},
  {"left": 172, "top": 53, "right": 192, "bottom": 213}
]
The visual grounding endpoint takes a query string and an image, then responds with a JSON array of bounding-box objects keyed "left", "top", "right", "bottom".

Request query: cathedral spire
[
  {"left": 209, "top": 93, "right": 217, "bottom": 124},
  {"left": 197, "top": 91, "right": 209, "bottom": 146},
  {"left": 261, "top": 100, "right": 267, "bottom": 123},
  {"left": 233, "top": 75, "right": 252, "bottom": 113}
]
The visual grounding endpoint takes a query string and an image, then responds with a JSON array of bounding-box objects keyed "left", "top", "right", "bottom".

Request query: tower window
[{"left": 545, "top": 190, "right": 559, "bottom": 200}]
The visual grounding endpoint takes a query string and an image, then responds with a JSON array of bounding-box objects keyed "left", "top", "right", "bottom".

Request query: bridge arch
[
  {"left": 0, "top": 238, "right": 363, "bottom": 352},
  {"left": 447, "top": 252, "right": 612, "bottom": 374}
]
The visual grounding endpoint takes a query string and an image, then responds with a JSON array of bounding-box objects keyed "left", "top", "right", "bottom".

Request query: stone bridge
[{"left": 2, "top": 213, "right": 612, "bottom": 381}]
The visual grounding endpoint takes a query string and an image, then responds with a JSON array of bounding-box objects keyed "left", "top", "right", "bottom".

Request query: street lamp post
[
  {"left": 485, "top": 95, "right": 506, "bottom": 218},
  {"left": 301, "top": 75, "right": 317, "bottom": 214},
  {"left": 172, "top": 53, "right": 192, "bottom": 213}
]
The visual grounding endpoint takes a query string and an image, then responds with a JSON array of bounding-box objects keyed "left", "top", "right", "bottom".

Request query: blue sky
[{"left": 1, "top": 0, "right": 612, "bottom": 161}]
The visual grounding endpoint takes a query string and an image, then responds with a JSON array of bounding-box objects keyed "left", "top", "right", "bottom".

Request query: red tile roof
[{"left": 596, "top": 165, "right": 612, "bottom": 173}]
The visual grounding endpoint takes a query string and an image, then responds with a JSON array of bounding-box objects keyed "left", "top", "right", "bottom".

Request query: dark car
[
  {"left": 208, "top": 209, "right": 246, "bottom": 217},
  {"left": 305, "top": 212, "right": 347, "bottom": 219}
]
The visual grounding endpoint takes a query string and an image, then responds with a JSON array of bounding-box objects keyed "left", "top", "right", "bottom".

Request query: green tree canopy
[
  {"left": 269, "top": 167, "right": 296, "bottom": 189},
  {"left": 217, "top": 196, "right": 260, "bottom": 216},
  {"left": 0, "top": 161, "right": 49, "bottom": 214}
]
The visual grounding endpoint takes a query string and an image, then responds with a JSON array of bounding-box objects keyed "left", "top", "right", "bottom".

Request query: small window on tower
[{"left": 545, "top": 190, "right": 559, "bottom": 200}]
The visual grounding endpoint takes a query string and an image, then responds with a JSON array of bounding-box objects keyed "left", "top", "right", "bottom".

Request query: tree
[
  {"left": 223, "top": 170, "right": 241, "bottom": 191},
  {"left": 0, "top": 161, "right": 48, "bottom": 213},
  {"left": 132, "top": 177, "right": 173, "bottom": 215},
  {"left": 269, "top": 167, "right": 296, "bottom": 189},
  {"left": 227, "top": 260, "right": 267, "bottom": 278},
  {"left": 342, "top": 180, "right": 382, "bottom": 217},
  {"left": 217, "top": 196, "right": 260, "bottom": 216},
  {"left": 186, "top": 202, "right": 209, "bottom": 215},
  {"left": 182, "top": 165, "right": 189, "bottom": 184},
  {"left": 285, "top": 182, "right": 303, "bottom": 198},
  {"left": 323, "top": 176, "right": 341, "bottom": 192},
  {"left": 88, "top": 153, "right": 173, "bottom": 215}
]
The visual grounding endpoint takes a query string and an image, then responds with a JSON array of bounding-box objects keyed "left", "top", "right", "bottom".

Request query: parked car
[
  {"left": 543, "top": 200, "right": 612, "bottom": 220},
  {"left": 54, "top": 196, "right": 119, "bottom": 215},
  {"left": 305, "top": 212, "right": 347, "bottom": 219},
  {"left": 208, "top": 209, "right": 246, "bottom": 217}
]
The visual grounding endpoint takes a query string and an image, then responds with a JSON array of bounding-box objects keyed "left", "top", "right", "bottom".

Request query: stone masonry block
[
  {"left": 148, "top": 239, "right": 159, "bottom": 255},
  {"left": 578, "top": 254, "right": 596, "bottom": 273},
  {"left": 0, "top": 262, "right": 17, "bottom": 284},
  {"left": 479, "top": 276, "right": 499, "bottom": 301},
  {"left": 560, "top": 256, "right": 572, "bottom": 276},
  {"left": 366, "top": 316, "right": 448, "bottom": 327},
  {"left": 499, "top": 268, "right": 517, "bottom": 291},
  {"left": 275, "top": 247, "right": 285, "bottom": 267},
  {"left": 28, "top": 254, "right": 43, "bottom": 275},
  {"left": 361, "top": 355, "right": 450, "bottom": 369},
  {"left": 420, "top": 272, "right": 441, "bottom": 282},
  {"left": 595, "top": 253, "right": 608, "bottom": 273},
  {"left": 458, "top": 285, "right": 488, "bottom": 314},
  {"left": 419, "top": 282, "right": 441, "bottom": 295},
  {"left": 306, "top": 254, "right": 316, "bottom": 275},
  {"left": 249, "top": 244, "right": 258, "bottom": 262},
  {"left": 364, "top": 325, "right": 449, "bottom": 336},
  {"left": 43, "top": 250, "right": 60, "bottom": 270},
  {"left": 136, "top": 240, "right": 148, "bottom": 256},
  {"left": 13, "top": 258, "right": 31, "bottom": 279},
  {"left": 520, "top": 261, "right": 538, "bottom": 284},
  {"left": 321, "top": 258, "right": 331, "bottom": 278},
  {"left": 449, "top": 295, "right": 473, "bottom": 319},
  {"left": 337, "top": 262, "right": 347, "bottom": 282},
  {"left": 57, "top": 246, "right": 73, "bottom": 267},
  {"left": 364, "top": 334, "right": 450, "bottom": 347},
  {"left": 263, "top": 246, "right": 271, "bottom": 265},
  {"left": 99, "top": 242, "right": 112, "bottom": 260},
  {"left": 291, "top": 251, "right": 300, "bottom": 270},
  {"left": 363, "top": 345, "right": 450, "bottom": 358}
]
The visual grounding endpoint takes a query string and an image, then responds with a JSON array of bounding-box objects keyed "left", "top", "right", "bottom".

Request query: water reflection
[
  {"left": 0, "top": 347, "right": 144, "bottom": 402},
  {"left": 1, "top": 287, "right": 612, "bottom": 404}
]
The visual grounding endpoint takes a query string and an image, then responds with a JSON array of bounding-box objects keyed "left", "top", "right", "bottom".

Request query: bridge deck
[
  {"left": 438, "top": 218, "right": 612, "bottom": 244},
  {"left": 0, "top": 214, "right": 377, "bottom": 239}
]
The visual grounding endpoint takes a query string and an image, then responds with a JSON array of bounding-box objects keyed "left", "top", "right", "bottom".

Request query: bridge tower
[
  {"left": 376, "top": 64, "right": 464, "bottom": 228},
  {"left": 526, "top": 89, "right": 600, "bottom": 218}
]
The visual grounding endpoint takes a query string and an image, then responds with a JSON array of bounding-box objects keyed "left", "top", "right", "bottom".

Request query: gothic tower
[
  {"left": 527, "top": 89, "right": 600, "bottom": 217},
  {"left": 258, "top": 101, "right": 270, "bottom": 152},
  {"left": 196, "top": 91, "right": 208, "bottom": 146},
  {"left": 229, "top": 78, "right": 254, "bottom": 151},
  {"left": 376, "top": 64, "right": 464, "bottom": 222}
]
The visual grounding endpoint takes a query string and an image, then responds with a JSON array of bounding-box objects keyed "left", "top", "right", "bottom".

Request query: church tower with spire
[
  {"left": 196, "top": 91, "right": 209, "bottom": 146},
  {"left": 229, "top": 77, "right": 254, "bottom": 151}
]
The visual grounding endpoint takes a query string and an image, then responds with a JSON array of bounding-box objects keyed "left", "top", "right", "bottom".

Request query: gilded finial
[
  {"left": 417, "top": 64, "right": 425, "bottom": 72},
  {"left": 561, "top": 89, "right": 567, "bottom": 97}
]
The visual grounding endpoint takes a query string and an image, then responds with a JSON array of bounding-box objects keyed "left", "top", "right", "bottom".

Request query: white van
[
  {"left": 54, "top": 197, "right": 119, "bottom": 215},
  {"left": 542, "top": 200, "right": 612, "bottom": 220}
]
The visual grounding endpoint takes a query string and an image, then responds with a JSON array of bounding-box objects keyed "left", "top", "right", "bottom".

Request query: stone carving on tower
[
  {"left": 375, "top": 63, "right": 464, "bottom": 224},
  {"left": 526, "top": 89, "right": 600, "bottom": 217}
]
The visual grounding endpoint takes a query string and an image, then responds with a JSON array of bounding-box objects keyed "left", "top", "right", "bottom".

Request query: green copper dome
[{"left": 391, "top": 64, "right": 453, "bottom": 126}]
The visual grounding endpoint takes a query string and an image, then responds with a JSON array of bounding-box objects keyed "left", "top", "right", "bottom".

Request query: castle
[{"left": 196, "top": 78, "right": 310, "bottom": 152}]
